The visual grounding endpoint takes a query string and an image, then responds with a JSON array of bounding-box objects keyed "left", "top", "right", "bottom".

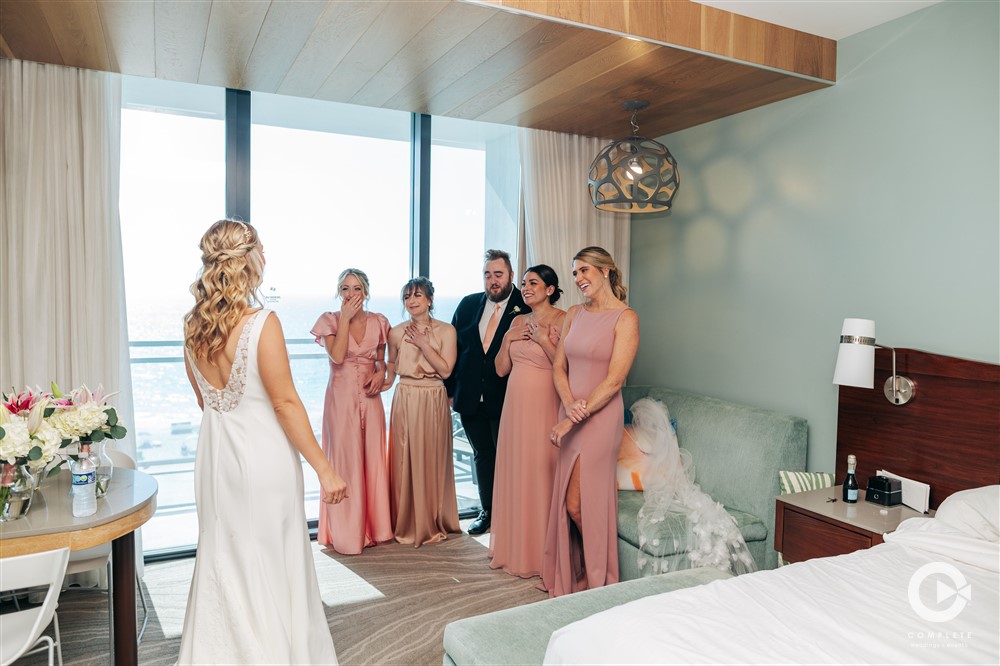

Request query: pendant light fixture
[{"left": 588, "top": 100, "right": 679, "bottom": 213}]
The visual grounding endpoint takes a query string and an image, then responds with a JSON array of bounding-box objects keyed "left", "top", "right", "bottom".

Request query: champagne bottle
[{"left": 843, "top": 454, "right": 859, "bottom": 503}]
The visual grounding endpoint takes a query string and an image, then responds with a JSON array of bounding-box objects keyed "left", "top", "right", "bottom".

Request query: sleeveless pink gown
[
  {"left": 541, "top": 307, "right": 629, "bottom": 597},
  {"left": 489, "top": 334, "right": 560, "bottom": 578},
  {"left": 311, "top": 311, "right": 393, "bottom": 555}
]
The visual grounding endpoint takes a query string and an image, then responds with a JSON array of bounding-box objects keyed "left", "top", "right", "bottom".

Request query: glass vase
[
  {"left": 90, "top": 440, "right": 114, "bottom": 498},
  {"left": 0, "top": 462, "right": 36, "bottom": 522}
]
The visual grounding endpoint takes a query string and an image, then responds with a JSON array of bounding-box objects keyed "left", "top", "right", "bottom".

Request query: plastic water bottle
[{"left": 71, "top": 443, "right": 97, "bottom": 517}]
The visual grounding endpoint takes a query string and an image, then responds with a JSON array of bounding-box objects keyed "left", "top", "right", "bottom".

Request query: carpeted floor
[{"left": 13, "top": 532, "right": 547, "bottom": 665}]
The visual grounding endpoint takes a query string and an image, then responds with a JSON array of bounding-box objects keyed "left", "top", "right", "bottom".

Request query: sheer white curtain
[
  {"left": 0, "top": 59, "right": 135, "bottom": 461},
  {"left": 518, "top": 128, "right": 630, "bottom": 308}
]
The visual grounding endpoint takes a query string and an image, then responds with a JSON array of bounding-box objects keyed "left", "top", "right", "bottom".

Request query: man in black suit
[{"left": 446, "top": 249, "right": 528, "bottom": 535}]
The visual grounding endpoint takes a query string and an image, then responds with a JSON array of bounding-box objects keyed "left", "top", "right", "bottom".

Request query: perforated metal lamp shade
[{"left": 588, "top": 135, "right": 680, "bottom": 212}]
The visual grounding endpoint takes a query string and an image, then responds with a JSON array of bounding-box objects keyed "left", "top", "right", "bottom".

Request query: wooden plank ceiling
[{"left": 0, "top": 0, "right": 835, "bottom": 139}]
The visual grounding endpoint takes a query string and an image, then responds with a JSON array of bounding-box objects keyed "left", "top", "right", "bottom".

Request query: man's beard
[{"left": 488, "top": 283, "right": 513, "bottom": 303}]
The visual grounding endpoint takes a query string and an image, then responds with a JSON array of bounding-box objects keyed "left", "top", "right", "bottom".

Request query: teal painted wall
[{"left": 629, "top": 0, "right": 999, "bottom": 472}]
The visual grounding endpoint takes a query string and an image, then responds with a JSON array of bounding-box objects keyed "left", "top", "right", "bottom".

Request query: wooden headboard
[{"left": 836, "top": 348, "right": 1000, "bottom": 510}]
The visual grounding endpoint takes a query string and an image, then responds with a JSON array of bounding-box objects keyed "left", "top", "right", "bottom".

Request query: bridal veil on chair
[{"left": 0, "top": 547, "right": 70, "bottom": 666}]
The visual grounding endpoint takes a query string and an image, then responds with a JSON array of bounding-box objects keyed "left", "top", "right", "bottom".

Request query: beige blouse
[{"left": 395, "top": 320, "right": 449, "bottom": 384}]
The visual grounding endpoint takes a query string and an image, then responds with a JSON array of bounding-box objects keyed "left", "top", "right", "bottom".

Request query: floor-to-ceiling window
[
  {"left": 120, "top": 77, "right": 520, "bottom": 554},
  {"left": 119, "top": 77, "right": 225, "bottom": 553},
  {"left": 251, "top": 93, "right": 411, "bottom": 522},
  {"left": 430, "top": 116, "right": 520, "bottom": 515}
]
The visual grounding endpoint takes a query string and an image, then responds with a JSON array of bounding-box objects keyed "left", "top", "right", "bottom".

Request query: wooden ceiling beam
[{"left": 471, "top": 0, "right": 837, "bottom": 82}]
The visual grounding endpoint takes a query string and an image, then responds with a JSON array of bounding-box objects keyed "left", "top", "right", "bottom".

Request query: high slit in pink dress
[
  {"left": 541, "top": 307, "right": 629, "bottom": 597},
  {"left": 311, "top": 311, "right": 393, "bottom": 555}
]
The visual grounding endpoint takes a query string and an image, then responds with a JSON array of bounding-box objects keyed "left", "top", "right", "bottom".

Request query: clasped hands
[
  {"left": 508, "top": 321, "right": 560, "bottom": 346},
  {"left": 403, "top": 322, "right": 430, "bottom": 351},
  {"left": 550, "top": 399, "right": 588, "bottom": 447}
]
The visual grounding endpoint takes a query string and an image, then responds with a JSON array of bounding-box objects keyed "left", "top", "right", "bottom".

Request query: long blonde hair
[
  {"left": 574, "top": 246, "right": 627, "bottom": 302},
  {"left": 184, "top": 220, "right": 264, "bottom": 363}
]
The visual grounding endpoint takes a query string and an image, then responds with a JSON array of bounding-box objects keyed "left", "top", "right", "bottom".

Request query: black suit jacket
[{"left": 445, "top": 288, "right": 529, "bottom": 418}]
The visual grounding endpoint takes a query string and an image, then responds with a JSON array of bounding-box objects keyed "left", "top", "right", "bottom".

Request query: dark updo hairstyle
[
  {"left": 525, "top": 264, "right": 562, "bottom": 305},
  {"left": 573, "top": 246, "right": 627, "bottom": 303},
  {"left": 400, "top": 276, "right": 435, "bottom": 313}
]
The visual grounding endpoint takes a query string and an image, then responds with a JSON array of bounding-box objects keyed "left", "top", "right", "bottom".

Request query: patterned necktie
[{"left": 482, "top": 302, "right": 502, "bottom": 352}]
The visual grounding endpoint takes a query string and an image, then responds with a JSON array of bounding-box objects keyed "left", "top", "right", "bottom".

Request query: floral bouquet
[
  {"left": 1, "top": 383, "right": 129, "bottom": 478},
  {"left": 0, "top": 387, "right": 65, "bottom": 474},
  {"left": 0, "top": 387, "right": 65, "bottom": 520}
]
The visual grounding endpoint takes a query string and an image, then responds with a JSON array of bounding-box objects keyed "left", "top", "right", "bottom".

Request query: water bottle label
[
  {"left": 72, "top": 471, "right": 96, "bottom": 485},
  {"left": 847, "top": 488, "right": 858, "bottom": 501}
]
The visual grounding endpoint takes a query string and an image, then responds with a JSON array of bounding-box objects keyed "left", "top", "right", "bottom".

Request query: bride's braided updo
[{"left": 184, "top": 219, "right": 264, "bottom": 364}]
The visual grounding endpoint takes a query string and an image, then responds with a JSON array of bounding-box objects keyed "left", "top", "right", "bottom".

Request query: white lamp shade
[{"left": 833, "top": 318, "right": 876, "bottom": 388}]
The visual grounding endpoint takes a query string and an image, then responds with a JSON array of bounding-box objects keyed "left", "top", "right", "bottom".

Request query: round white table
[{"left": 0, "top": 468, "right": 158, "bottom": 666}]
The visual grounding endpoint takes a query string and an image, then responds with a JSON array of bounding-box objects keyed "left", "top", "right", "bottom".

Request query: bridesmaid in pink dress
[
  {"left": 311, "top": 268, "right": 393, "bottom": 555},
  {"left": 542, "top": 247, "right": 640, "bottom": 597},
  {"left": 490, "top": 265, "right": 565, "bottom": 578}
]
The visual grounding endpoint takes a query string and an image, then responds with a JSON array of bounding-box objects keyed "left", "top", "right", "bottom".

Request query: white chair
[
  {"left": 0, "top": 547, "right": 70, "bottom": 666},
  {"left": 64, "top": 449, "right": 149, "bottom": 656}
]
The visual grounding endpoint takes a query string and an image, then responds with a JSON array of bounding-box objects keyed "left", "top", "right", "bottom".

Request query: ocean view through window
[{"left": 121, "top": 79, "right": 519, "bottom": 555}]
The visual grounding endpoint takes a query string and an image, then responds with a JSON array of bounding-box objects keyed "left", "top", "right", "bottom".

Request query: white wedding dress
[{"left": 178, "top": 310, "right": 338, "bottom": 664}]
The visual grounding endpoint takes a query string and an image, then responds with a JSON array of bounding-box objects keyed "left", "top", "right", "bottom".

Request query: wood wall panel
[
  {"left": 276, "top": 1, "right": 386, "bottom": 98},
  {"left": 481, "top": 0, "right": 836, "bottom": 81},
  {"left": 423, "top": 19, "right": 580, "bottom": 116},
  {"left": 198, "top": 0, "right": 269, "bottom": 89},
  {"left": 384, "top": 9, "right": 536, "bottom": 113},
  {"left": 730, "top": 13, "right": 766, "bottom": 66},
  {"left": 456, "top": 28, "right": 620, "bottom": 119},
  {"left": 316, "top": 1, "right": 452, "bottom": 102},
  {"left": 350, "top": 1, "right": 494, "bottom": 108},
  {"left": 0, "top": 1, "right": 64, "bottom": 67},
  {"left": 38, "top": 1, "right": 110, "bottom": 72},
  {"left": 153, "top": 0, "right": 212, "bottom": 82},
  {"left": 97, "top": 0, "right": 155, "bottom": 78},
  {"left": 2, "top": 0, "right": 835, "bottom": 139},
  {"left": 476, "top": 37, "right": 658, "bottom": 125},
  {"left": 836, "top": 349, "right": 1000, "bottom": 510},
  {"left": 241, "top": 0, "right": 328, "bottom": 94}
]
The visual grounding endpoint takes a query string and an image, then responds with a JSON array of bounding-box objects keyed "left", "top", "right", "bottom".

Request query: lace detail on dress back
[{"left": 187, "top": 310, "right": 263, "bottom": 413}]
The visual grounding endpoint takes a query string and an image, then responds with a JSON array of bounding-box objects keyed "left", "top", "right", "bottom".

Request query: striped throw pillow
[
  {"left": 779, "top": 470, "right": 836, "bottom": 495},
  {"left": 777, "top": 470, "right": 835, "bottom": 566}
]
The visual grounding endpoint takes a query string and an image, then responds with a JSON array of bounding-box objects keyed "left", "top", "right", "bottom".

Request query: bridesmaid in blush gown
[
  {"left": 542, "top": 247, "right": 639, "bottom": 597},
  {"left": 311, "top": 268, "right": 393, "bottom": 555},
  {"left": 384, "top": 277, "right": 461, "bottom": 546},
  {"left": 179, "top": 220, "right": 345, "bottom": 664},
  {"left": 490, "top": 265, "right": 565, "bottom": 578}
]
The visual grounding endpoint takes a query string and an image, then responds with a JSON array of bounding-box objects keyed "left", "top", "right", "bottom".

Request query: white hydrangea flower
[
  {"left": 50, "top": 403, "right": 108, "bottom": 439},
  {"left": 0, "top": 419, "right": 32, "bottom": 464},
  {"left": 27, "top": 421, "right": 63, "bottom": 472}
]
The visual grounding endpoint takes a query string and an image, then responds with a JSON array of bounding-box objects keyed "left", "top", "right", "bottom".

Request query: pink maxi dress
[
  {"left": 489, "top": 334, "right": 560, "bottom": 578},
  {"left": 541, "top": 307, "right": 630, "bottom": 597},
  {"left": 311, "top": 311, "right": 393, "bottom": 554}
]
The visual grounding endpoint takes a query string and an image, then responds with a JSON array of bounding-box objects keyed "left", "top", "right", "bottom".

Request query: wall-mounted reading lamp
[{"left": 832, "top": 318, "right": 915, "bottom": 405}]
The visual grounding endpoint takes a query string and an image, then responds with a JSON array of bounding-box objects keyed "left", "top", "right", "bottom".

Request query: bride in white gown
[{"left": 179, "top": 219, "right": 347, "bottom": 664}]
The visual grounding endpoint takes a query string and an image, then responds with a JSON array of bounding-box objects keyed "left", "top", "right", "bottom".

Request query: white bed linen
[{"left": 545, "top": 518, "right": 999, "bottom": 664}]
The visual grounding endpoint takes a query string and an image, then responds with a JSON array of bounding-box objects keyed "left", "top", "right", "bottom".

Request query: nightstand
[{"left": 774, "top": 486, "right": 929, "bottom": 563}]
